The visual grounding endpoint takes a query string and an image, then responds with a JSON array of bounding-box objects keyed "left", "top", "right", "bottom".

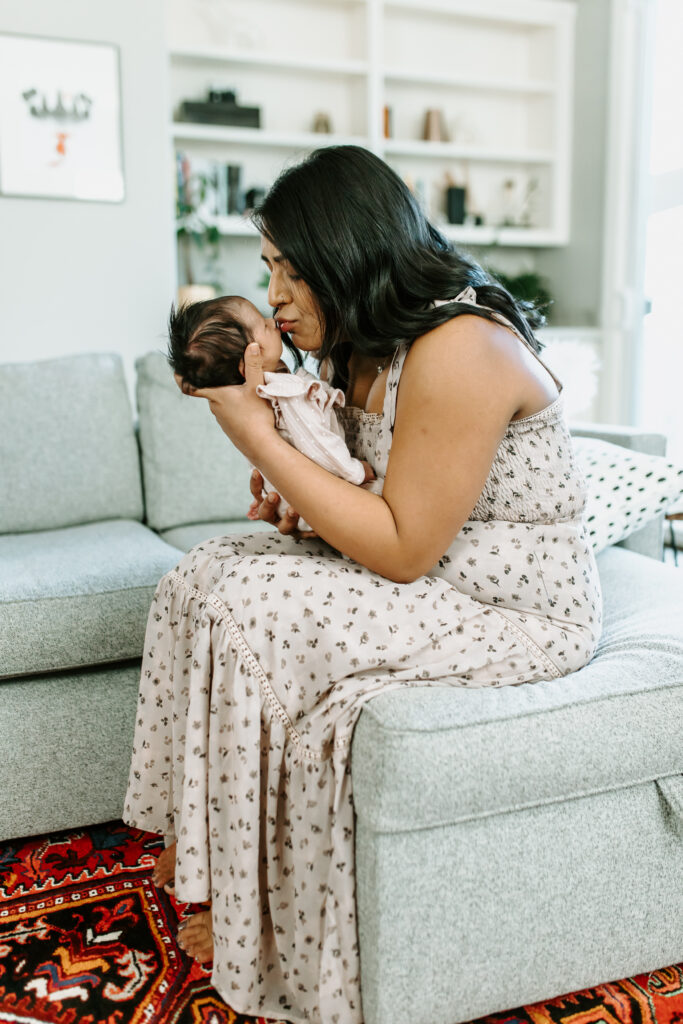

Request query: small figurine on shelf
[
  {"left": 499, "top": 175, "right": 541, "bottom": 229},
  {"left": 208, "top": 87, "right": 237, "bottom": 105},
  {"left": 450, "top": 114, "right": 476, "bottom": 146},
  {"left": 519, "top": 176, "right": 540, "bottom": 229},
  {"left": 500, "top": 177, "right": 520, "bottom": 227},
  {"left": 312, "top": 112, "right": 333, "bottom": 134}
]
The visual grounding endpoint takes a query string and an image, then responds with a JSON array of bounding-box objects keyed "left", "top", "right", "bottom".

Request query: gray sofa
[{"left": 1, "top": 351, "right": 682, "bottom": 1024}]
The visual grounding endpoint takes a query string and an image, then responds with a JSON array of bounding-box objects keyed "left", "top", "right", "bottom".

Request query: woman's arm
[{"left": 197, "top": 324, "right": 528, "bottom": 582}]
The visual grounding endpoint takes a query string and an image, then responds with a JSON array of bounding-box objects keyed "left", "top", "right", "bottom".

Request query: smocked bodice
[{"left": 339, "top": 366, "right": 586, "bottom": 528}]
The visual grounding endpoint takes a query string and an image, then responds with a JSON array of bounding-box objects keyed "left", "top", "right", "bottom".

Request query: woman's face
[{"left": 260, "top": 235, "right": 323, "bottom": 352}]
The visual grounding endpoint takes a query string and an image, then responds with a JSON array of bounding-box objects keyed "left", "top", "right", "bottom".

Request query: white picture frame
[{"left": 0, "top": 33, "right": 125, "bottom": 203}]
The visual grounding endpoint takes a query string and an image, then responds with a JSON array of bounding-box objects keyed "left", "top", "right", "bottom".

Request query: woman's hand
[
  {"left": 248, "top": 470, "right": 319, "bottom": 538},
  {"left": 175, "top": 343, "right": 276, "bottom": 461}
]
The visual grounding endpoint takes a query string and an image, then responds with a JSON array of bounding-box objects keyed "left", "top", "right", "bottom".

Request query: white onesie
[{"left": 255, "top": 367, "right": 368, "bottom": 531}]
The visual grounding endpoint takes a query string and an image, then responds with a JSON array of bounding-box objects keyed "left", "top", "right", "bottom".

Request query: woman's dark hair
[
  {"left": 253, "top": 145, "right": 546, "bottom": 388},
  {"left": 167, "top": 296, "right": 301, "bottom": 392}
]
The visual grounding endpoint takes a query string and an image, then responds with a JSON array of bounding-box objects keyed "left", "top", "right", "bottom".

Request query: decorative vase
[{"left": 446, "top": 186, "right": 466, "bottom": 224}]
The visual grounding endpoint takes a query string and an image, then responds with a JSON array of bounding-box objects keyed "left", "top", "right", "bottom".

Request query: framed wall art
[{"left": 0, "top": 33, "right": 125, "bottom": 203}]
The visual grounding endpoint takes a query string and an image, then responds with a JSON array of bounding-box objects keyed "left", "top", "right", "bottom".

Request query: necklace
[{"left": 347, "top": 353, "right": 391, "bottom": 402}]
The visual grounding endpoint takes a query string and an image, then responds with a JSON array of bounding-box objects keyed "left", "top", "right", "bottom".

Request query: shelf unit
[
  {"left": 167, "top": 0, "right": 576, "bottom": 292},
  {"left": 172, "top": 123, "right": 368, "bottom": 150}
]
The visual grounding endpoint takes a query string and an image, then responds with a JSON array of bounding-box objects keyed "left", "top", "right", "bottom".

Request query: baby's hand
[
  {"left": 248, "top": 470, "right": 318, "bottom": 538},
  {"left": 361, "top": 461, "right": 376, "bottom": 485}
]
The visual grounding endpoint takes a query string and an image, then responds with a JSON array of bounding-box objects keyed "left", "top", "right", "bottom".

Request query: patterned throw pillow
[{"left": 573, "top": 438, "right": 683, "bottom": 553}]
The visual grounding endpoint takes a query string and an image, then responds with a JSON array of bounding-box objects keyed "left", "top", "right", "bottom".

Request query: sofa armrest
[
  {"left": 570, "top": 423, "right": 666, "bottom": 560},
  {"left": 570, "top": 423, "right": 666, "bottom": 457}
]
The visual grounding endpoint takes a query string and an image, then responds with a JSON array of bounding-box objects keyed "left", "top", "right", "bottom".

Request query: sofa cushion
[
  {"left": 352, "top": 545, "right": 683, "bottom": 832},
  {"left": 161, "top": 518, "right": 273, "bottom": 552},
  {"left": 0, "top": 353, "right": 143, "bottom": 533},
  {"left": 573, "top": 437, "right": 683, "bottom": 552},
  {"left": 0, "top": 520, "right": 180, "bottom": 679},
  {"left": 136, "top": 351, "right": 255, "bottom": 531}
]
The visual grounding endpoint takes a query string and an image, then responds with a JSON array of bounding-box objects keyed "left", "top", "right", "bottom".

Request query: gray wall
[
  {"left": 469, "top": 0, "right": 612, "bottom": 328},
  {"left": 537, "top": 0, "right": 612, "bottom": 326},
  {"left": 0, "top": 0, "right": 174, "bottom": 392}
]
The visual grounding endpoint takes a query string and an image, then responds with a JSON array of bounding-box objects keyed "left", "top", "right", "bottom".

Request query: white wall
[
  {"left": 0, "top": 0, "right": 174, "bottom": 397},
  {"left": 0, "top": 0, "right": 618, "bottom": 380}
]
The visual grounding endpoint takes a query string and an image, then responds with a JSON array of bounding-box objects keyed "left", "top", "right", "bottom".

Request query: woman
[{"left": 124, "top": 146, "right": 601, "bottom": 1024}]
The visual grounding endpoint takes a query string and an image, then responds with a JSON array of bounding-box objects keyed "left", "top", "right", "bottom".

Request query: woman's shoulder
[
  {"left": 403, "top": 312, "right": 524, "bottom": 389},
  {"left": 410, "top": 309, "right": 517, "bottom": 353},
  {"left": 400, "top": 313, "right": 558, "bottom": 425}
]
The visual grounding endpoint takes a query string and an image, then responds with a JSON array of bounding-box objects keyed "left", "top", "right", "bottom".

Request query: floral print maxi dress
[{"left": 124, "top": 340, "right": 602, "bottom": 1024}]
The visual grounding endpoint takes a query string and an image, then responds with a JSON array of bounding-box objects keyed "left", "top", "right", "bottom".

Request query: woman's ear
[{"left": 238, "top": 358, "right": 245, "bottom": 379}]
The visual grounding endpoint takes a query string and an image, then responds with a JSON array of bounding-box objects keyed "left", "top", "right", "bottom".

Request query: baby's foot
[
  {"left": 152, "top": 840, "right": 176, "bottom": 893},
  {"left": 177, "top": 909, "right": 214, "bottom": 962}
]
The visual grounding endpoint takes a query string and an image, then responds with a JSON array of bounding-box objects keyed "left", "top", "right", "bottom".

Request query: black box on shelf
[{"left": 178, "top": 101, "right": 261, "bottom": 129}]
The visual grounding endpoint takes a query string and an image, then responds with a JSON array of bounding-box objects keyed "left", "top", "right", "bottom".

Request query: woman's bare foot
[
  {"left": 152, "top": 840, "right": 176, "bottom": 893},
  {"left": 177, "top": 909, "right": 213, "bottom": 962}
]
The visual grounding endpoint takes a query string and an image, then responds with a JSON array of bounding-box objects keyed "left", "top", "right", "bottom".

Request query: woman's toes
[
  {"left": 152, "top": 840, "right": 177, "bottom": 886},
  {"left": 177, "top": 910, "right": 213, "bottom": 962}
]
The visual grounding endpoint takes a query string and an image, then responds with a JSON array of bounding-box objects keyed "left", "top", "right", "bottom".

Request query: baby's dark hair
[{"left": 167, "top": 296, "right": 251, "bottom": 393}]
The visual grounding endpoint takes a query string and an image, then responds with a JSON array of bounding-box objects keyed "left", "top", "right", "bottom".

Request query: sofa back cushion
[
  {"left": 0, "top": 353, "right": 143, "bottom": 533},
  {"left": 136, "top": 351, "right": 253, "bottom": 531}
]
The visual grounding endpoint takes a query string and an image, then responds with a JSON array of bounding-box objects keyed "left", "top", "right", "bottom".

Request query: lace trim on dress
[{"left": 340, "top": 406, "right": 383, "bottom": 423}]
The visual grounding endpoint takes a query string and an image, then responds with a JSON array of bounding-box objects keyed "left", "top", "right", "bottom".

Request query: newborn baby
[{"left": 168, "top": 295, "right": 377, "bottom": 530}]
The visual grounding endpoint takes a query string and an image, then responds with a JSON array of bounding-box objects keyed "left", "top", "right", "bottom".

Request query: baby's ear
[{"left": 238, "top": 358, "right": 245, "bottom": 379}]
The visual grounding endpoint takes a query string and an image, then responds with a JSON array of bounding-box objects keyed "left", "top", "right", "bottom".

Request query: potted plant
[{"left": 176, "top": 159, "right": 222, "bottom": 305}]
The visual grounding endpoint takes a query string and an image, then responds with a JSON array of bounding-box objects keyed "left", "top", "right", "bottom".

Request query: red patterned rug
[{"left": 0, "top": 821, "right": 681, "bottom": 1024}]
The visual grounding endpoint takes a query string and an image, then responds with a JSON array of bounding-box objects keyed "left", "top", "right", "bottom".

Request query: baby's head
[{"left": 168, "top": 295, "right": 286, "bottom": 393}]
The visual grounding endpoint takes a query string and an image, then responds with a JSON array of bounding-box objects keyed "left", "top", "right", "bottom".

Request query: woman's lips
[{"left": 277, "top": 319, "right": 296, "bottom": 333}]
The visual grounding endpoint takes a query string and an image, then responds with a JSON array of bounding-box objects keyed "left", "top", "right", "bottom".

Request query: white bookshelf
[
  {"left": 167, "top": 0, "right": 576, "bottom": 291},
  {"left": 382, "top": 139, "right": 555, "bottom": 163},
  {"left": 383, "top": 68, "right": 556, "bottom": 96},
  {"left": 170, "top": 47, "right": 369, "bottom": 78},
  {"left": 171, "top": 123, "right": 368, "bottom": 150}
]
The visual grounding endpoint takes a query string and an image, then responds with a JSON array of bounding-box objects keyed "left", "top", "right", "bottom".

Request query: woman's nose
[{"left": 267, "top": 272, "right": 288, "bottom": 310}]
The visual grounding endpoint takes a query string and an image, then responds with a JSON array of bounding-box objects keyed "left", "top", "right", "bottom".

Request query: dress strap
[
  {"left": 383, "top": 343, "right": 410, "bottom": 432},
  {"left": 435, "top": 287, "right": 563, "bottom": 393}
]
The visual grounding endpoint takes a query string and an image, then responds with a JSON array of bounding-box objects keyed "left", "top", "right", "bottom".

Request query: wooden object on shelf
[{"left": 422, "top": 108, "right": 448, "bottom": 142}]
